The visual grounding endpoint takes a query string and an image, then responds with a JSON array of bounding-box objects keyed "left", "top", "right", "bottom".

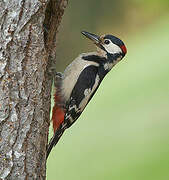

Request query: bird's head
[{"left": 81, "top": 31, "right": 127, "bottom": 61}]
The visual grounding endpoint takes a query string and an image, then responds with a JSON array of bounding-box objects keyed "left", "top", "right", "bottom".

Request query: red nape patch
[
  {"left": 120, "top": 45, "right": 127, "bottom": 54},
  {"left": 52, "top": 94, "right": 65, "bottom": 132}
]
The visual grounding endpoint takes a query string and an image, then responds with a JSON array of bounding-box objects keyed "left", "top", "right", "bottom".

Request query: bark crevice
[{"left": 0, "top": 0, "right": 68, "bottom": 179}]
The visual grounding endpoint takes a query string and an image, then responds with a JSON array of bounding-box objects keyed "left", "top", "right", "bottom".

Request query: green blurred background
[{"left": 47, "top": 0, "right": 169, "bottom": 179}]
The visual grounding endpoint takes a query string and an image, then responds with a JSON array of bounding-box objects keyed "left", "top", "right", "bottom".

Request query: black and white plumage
[{"left": 46, "top": 31, "right": 127, "bottom": 158}]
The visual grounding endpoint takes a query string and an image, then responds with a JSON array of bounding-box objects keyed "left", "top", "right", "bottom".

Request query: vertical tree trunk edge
[{"left": 0, "top": 0, "right": 68, "bottom": 179}]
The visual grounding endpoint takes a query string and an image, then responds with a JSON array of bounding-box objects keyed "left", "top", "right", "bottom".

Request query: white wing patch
[
  {"left": 79, "top": 75, "right": 100, "bottom": 111},
  {"left": 84, "top": 88, "right": 91, "bottom": 96},
  {"left": 61, "top": 53, "right": 99, "bottom": 102}
]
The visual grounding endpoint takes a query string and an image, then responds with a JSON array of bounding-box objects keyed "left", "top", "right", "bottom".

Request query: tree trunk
[{"left": 0, "top": 0, "right": 68, "bottom": 179}]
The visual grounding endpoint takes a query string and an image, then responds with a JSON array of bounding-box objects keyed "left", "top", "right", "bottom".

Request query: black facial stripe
[
  {"left": 82, "top": 55, "right": 106, "bottom": 65},
  {"left": 82, "top": 53, "right": 122, "bottom": 68},
  {"left": 107, "top": 53, "right": 122, "bottom": 61}
]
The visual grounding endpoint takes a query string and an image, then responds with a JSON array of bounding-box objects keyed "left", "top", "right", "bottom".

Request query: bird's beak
[{"left": 81, "top": 31, "right": 100, "bottom": 44}]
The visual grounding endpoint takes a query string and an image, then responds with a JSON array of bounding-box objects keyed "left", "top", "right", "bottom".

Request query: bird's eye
[{"left": 104, "top": 39, "right": 110, "bottom": 45}]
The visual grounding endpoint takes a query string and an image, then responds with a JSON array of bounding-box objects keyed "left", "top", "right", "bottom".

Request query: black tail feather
[{"left": 46, "top": 125, "right": 65, "bottom": 159}]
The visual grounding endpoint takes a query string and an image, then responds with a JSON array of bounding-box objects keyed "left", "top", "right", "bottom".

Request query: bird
[{"left": 46, "top": 31, "right": 127, "bottom": 159}]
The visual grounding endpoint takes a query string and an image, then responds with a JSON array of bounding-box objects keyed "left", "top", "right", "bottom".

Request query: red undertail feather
[{"left": 52, "top": 93, "right": 65, "bottom": 133}]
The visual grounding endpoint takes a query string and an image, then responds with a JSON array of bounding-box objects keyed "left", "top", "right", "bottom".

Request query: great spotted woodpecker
[{"left": 46, "top": 31, "right": 127, "bottom": 158}]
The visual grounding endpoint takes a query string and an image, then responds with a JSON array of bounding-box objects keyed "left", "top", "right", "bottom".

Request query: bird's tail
[
  {"left": 46, "top": 124, "right": 65, "bottom": 159},
  {"left": 47, "top": 72, "right": 66, "bottom": 159}
]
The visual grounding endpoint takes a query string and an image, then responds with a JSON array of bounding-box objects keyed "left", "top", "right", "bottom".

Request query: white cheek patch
[{"left": 103, "top": 42, "right": 122, "bottom": 54}]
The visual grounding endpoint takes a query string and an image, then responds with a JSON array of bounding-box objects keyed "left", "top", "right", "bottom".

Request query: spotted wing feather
[{"left": 64, "top": 65, "right": 100, "bottom": 128}]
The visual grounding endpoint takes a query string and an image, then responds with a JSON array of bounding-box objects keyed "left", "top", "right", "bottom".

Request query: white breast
[{"left": 61, "top": 52, "right": 99, "bottom": 102}]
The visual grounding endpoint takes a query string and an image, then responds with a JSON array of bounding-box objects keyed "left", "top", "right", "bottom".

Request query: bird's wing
[
  {"left": 64, "top": 65, "right": 100, "bottom": 128},
  {"left": 46, "top": 65, "right": 100, "bottom": 159}
]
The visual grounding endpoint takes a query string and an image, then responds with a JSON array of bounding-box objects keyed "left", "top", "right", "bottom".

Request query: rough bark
[{"left": 0, "top": 0, "right": 68, "bottom": 179}]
